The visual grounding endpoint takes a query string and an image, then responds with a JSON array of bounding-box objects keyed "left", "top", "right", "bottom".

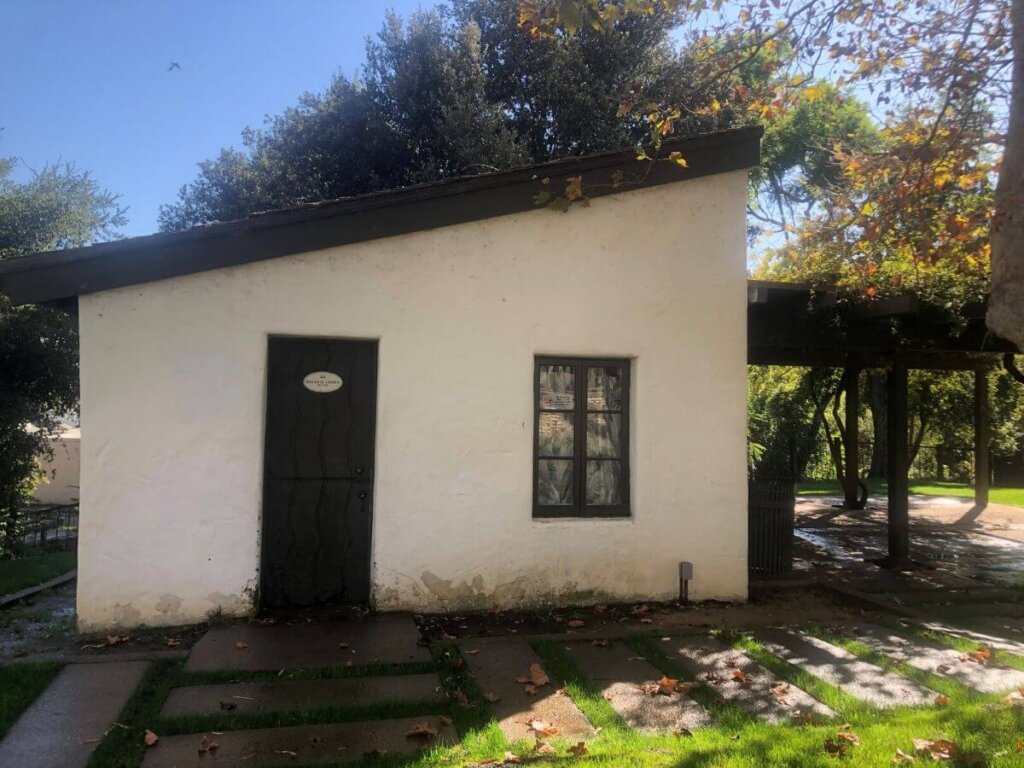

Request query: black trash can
[{"left": 748, "top": 478, "right": 795, "bottom": 575}]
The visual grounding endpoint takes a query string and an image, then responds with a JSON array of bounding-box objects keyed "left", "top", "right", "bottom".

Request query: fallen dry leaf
[
  {"left": 639, "top": 618, "right": 654, "bottom": 625},
  {"left": 567, "top": 619, "right": 585, "bottom": 628},
  {"left": 198, "top": 736, "right": 218, "bottom": 753},
  {"left": 961, "top": 645, "right": 992, "bottom": 665},
  {"left": 824, "top": 737, "right": 851, "bottom": 758},
  {"left": 912, "top": 738, "right": 959, "bottom": 761},
  {"left": 632, "top": 604, "right": 650, "bottom": 615},
  {"left": 439, "top": 715, "right": 454, "bottom": 726},
  {"left": 234, "top": 641, "right": 249, "bottom": 650},
  {"left": 143, "top": 729, "right": 159, "bottom": 747},
  {"left": 535, "top": 742, "right": 558, "bottom": 755},
  {"left": 503, "top": 752, "right": 524, "bottom": 764},
  {"left": 527, "top": 719, "right": 559, "bottom": 737},
  {"left": 164, "top": 638, "right": 181, "bottom": 648},
  {"left": 405, "top": 722, "right": 438, "bottom": 739},
  {"left": 106, "top": 635, "right": 128, "bottom": 647},
  {"left": 529, "top": 662, "right": 550, "bottom": 687},
  {"left": 731, "top": 670, "right": 753, "bottom": 684},
  {"left": 524, "top": 683, "right": 538, "bottom": 695},
  {"left": 465, "top": 649, "right": 480, "bottom": 655},
  {"left": 592, "top": 639, "right": 609, "bottom": 648},
  {"left": 934, "top": 694, "right": 950, "bottom": 707},
  {"left": 451, "top": 690, "right": 469, "bottom": 706},
  {"left": 770, "top": 682, "right": 790, "bottom": 702},
  {"left": 450, "top": 658, "right": 465, "bottom": 671},
  {"left": 484, "top": 692, "right": 501, "bottom": 703},
  {"left": 892, "top": 747, "right": 915, "bottom": 763},
  {"left": 656, "top": 676, "right": 679, "bottom": 696},
  {"left": 838, "top": 731, "right": 861, "bottom": 746},
  {"left": 568, "top": 741, "right": 588, "bottom": 755},
  {"left": 593, "top": 604, "right": 607, "bottom": 613}
]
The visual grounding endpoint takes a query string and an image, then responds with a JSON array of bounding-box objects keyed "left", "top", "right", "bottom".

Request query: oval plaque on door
[{"left": 302, "top": 371, "right": 343, "bottom": 393}]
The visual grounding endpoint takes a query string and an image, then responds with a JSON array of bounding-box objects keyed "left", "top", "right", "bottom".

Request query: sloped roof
[{"left": 0, "top": 126, "right": 762, "bottom": 305}]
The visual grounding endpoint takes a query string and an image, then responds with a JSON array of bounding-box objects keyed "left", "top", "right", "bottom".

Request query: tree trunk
[
  {"left": 989, "top": 0, "right": 1024, "bottom": 349},
  {"left": 868, "top": 371, "right": 887, "bottom": 478}
]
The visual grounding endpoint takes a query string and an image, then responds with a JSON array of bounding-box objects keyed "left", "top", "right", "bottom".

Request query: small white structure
[
  {"left": 27, "top": 424, "right": 80, "bottom": 505},
  {"left": 0, "top": 128, "right": 761, "bottom": 630}
]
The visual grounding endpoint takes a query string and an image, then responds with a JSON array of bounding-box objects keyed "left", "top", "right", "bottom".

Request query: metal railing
[{"left": 0, "top": 503, "right": 79, "bottom": 557}]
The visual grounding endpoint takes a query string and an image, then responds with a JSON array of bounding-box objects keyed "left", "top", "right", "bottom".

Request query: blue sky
[{"left": 2, "top": 1, "right": 431, "bottom": 237}]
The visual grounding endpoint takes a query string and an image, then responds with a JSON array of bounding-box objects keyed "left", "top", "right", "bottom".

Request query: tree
[
  {"left": 989, "top": 0, "right": 1024, "bottom": 350},
  {"left": 161, "top": 3, "right": 781, "bottom": 229},
  {"left": 0, "top": 160, "right": 124, "bottom": 553},
  {"left": 520, "top": 0, "right": 1019, "bottom": 343}
]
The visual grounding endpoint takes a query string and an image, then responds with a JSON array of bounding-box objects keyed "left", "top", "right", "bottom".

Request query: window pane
[
  {"left": 587, "top": 366, "right": 623, "bottom": 410},
  {"left": 587, "top": 461, "right": 622, "bottom": 505},
  {"left": 586, "top": 413, "right": 621, "bottom": 458},
  {"left": 538, "top": 413, "right": 574, "bottom": 457},
  {"left": 538, "top": 460, "right": 574, "bottom": 505},
  {"left": 540, "top": 365, "right": 575, "bottom": 410}
]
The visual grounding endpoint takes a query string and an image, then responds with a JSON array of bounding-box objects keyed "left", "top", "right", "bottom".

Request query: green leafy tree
[{"left": 0, "top": 159, "right": 124, "bottom": 552}]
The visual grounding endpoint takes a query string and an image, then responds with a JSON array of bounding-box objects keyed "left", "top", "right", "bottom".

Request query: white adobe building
[{"left": 0, "top": 127, "right": 761, "bottom": 631}]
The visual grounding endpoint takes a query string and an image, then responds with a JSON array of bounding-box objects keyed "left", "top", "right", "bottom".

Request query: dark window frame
[{"left": 533, "top": 356, "right": 631, "bottom": 519}]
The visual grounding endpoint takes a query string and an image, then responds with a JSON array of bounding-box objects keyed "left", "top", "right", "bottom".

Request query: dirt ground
[
  {"left": 797, "top": 493, "right": 1024, "bottom": 541},
  {"left": 415, "top": 585, "right": 868, "bottom": 643}
]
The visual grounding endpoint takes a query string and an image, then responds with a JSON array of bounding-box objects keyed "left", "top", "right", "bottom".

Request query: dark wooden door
[{"left": 261, "top": 337, "right": 377, "bottom": 608}]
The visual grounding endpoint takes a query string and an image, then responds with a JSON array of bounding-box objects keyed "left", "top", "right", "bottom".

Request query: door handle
[{"left": 358, "top": 490, "right": 368, "bottom": 500}]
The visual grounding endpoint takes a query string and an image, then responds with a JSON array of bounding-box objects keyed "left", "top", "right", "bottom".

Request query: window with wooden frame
[{"left": 533, "top": 356, "right": 631, "bottom": 518}]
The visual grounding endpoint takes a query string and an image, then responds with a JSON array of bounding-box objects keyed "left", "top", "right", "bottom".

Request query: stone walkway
[
  {"left": 185, "top": 613, "right": 430, "bottom": 671},
  {"left": 0, "top": 661, "right": 149, "bottom": 768},
  {"left": 757, "top": 629, "right": 936, "bottom": 707},
  {"left": 668, "top": 636, "right": 833, "bottom": 723},
  {"left": 459, "top": 636, "right": 595, "bottom": 742},
  {"left": 4, "top": 611, "right": 1024, "bottom": 765},
  {"left": 568, "top": 640, "right": 712, "bottom": 733},
  {"left": 142, "top": 717, "right": 459, "bottom": 768}
]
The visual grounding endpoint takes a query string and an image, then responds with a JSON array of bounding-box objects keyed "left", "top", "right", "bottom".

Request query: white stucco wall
[
  {"left": 77, "top": 171, "right": 749, "bottom": 631},
  {"left": 33, "top": 431, "right": 81, "bottom": 505}
]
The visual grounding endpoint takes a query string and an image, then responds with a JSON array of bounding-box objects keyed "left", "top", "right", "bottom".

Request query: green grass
[
  {"left": 0, "top": 662, "right": 63, "bottom": 739},
  {"left": 0, "top": 550, "right": 76, "bottom": 597},
  {"left": 796, "top": 478, "right": 1024, "bottom": 508},
  {"left": 82, "top": 631, "right": 1024, "bottom": 767}
]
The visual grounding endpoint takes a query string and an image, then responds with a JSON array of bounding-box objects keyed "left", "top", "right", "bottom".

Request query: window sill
[{"left": 533, "top": 509, "right": 632, "bottom": 521}]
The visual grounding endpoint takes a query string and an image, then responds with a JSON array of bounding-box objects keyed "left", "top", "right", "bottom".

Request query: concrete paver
[
  {"left": 458, "top": 637, "right": 594, "bottom": 742},
  {"left": 140, "top": 716, "right": 457, "bottom": 767},
  {"left": 918, "top": 619, "right": 1024, "bottom": 654},
  {"left": 567, "top": 641, "right": 713, "bottom": 733},
  {"left": 0, "top": 661, "right": 149, "bottom": 768},
  {"left": 845, "top": 622, "right": 1024, "bottom": 694},
  {"left": 668, "top": 635, "right": 833, "bottom": 722},
  {"left": 161, "top": 673, "right": 446, "bottom": 718},
  {"left": 758, "top": 629, "right": 936, "bottom": 708},
  {"left": 185, "top": 614, "right": 429, "bottom": 672}
]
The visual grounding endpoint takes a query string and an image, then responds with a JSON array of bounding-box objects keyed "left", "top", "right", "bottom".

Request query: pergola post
[
  {"left": 974, "top": 368, "right": 990, "bottom": 508},
  {"left": 843, "top": 367, "right": 861, "bottom": 509},
  {"left": 886, "top": 363, "right": 910, "bottom": 564}
]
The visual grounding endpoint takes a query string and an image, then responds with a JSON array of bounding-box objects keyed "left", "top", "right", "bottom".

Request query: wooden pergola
[{"left": 747, "top": 280, "right": 1021, "bottom": 568}]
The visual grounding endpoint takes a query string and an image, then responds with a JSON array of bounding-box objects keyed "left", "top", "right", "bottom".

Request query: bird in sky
[{"left": 167, "top": 62, "right": 181, "bottom": 72}]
